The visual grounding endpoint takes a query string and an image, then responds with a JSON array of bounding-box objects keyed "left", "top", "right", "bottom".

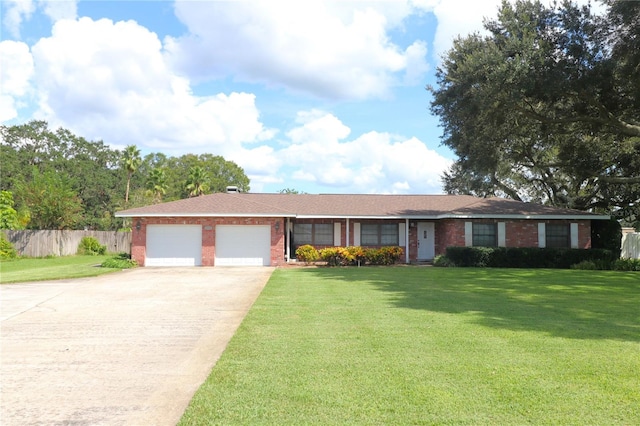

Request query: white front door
[{"left": 417, "top": 222, "right": 435, "bottom": 260}]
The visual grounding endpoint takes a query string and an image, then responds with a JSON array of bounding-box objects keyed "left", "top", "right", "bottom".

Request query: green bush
[
  {"left": 445, "top": 246, "right": 615, "bottom": 269},
  {"left": 612, "top": 258, "right": 640, "bottom": 271},
  {"left": 295, "top": 244, "right": 319, "bottom": 262},
  {"left": 77, "top": 237, "right": 106, "bottom": 256},
  {"left": 433, "top": 254, "right": 455, "bottom": 267},
  {"left": 0, "top": 233, "right": 18, "bottom": 260},
  {"left": 318, "top": 246, "right": 403, "bottom": 266},
  {"left": 101, "top": 252, "right": 137, "bottom": 269}
]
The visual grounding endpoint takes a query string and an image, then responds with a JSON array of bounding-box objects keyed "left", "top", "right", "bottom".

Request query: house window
[
  {"left": 293, "top": 223, "right": 333, "bottom": 246},
  {"left": 473, "top": 223, "right": 497, "bottom": 247},
  {"left": 361, "top": 223, "right": 398, "bottom": 246},
  {"left": 546, "top": 224, "right": 570, "bottom": 248}
]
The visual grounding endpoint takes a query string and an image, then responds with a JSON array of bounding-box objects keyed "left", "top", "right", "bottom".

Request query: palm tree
[
  {"left": 186, "top": 166, "right": 210, "bottom": 197},
  {"left": 121, "top": 145, "right": 141, "bottom": 204},
  {"left": 146, "top": 168, "right": 168, "bottom": 203}
]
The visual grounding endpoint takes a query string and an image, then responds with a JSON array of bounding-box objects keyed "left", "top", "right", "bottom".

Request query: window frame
[
  {"left": 293, "top": 222, "right": 334, "bottom": 247},
  {"left": 472, "top": 223, "right": 498, "bottom": 247},
  {"left": 360, "top": 223, "right": 399, "bottom": 246},
  {"left": 545, "top": 223, "right": 570, "bottom": 248}
]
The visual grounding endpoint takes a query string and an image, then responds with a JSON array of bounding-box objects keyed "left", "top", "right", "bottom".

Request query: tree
[
  {"left": 15, "top": 169, "right": 83, "bottom": 229},
  {"left": 0, "top": 191, "right": 23, "bottom": 229},
  {"left": 186, "top": 166, "right": 210, "bottom": 197},
  {"left": 121, "top": 145, "right": 142, "bottom": 205},
  {"left": 429, "top": 0, "right": 639, "bottom": 223},
  {"left": 278, "top": 188, "right": 306, "bottom": 194},
  {"left": 146, "top": 168, "right": 168, "bottom": 203}
]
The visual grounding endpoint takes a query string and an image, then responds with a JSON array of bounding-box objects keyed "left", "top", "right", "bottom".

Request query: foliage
[
  {"left": 1, "top": 121, "right": 251, "bottom": 230},
  {"left": 15, "top": 168, "right": 83, "bottom": 230},
  {"left": 145, "top": 167, "right": 168, "bottom": 203},
  {"left": 77, "top": 237, "right": 106, "bottom": 256},
  {"left": 612, "top": 258, "right": 640, "bottom": 272},
  {"left": 294, "top": 244, "right": 319, "bottom": 262},
  {"left": 278, "top": 188, "right": 306, "bottom": 194},
  {"left": 121, "top": 145, "right": 141, "bottom": 204},
  {"left": 0, "top": 191, "right": 23, "bottom": 230},
  {"left": 185, "top": 166, "right": 210, "bottom": 197},
  {"left": 0, "top": 233, "right": 18, "bottom": 260},
  {"left": 444, "top": 246, "right": 615, "bottom": 269},
  {"left": 433, "top": 254, "right": 455, "bottom": 267},
  {"left": 314, "top": 246, "right": 403, "bottom": 266},
  {"left": 429, "top": 0, "right": 640, "bottom": 223},
  {"left": 101, "top": 252, "right": 137, "bottom": 269},
  {"left": 591, "top": 218, "right": 623, "bottom": 258}
]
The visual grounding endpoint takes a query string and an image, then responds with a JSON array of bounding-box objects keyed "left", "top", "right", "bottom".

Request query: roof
[{"left": 115, "top": 193, "right": 610, "bottom": 220}]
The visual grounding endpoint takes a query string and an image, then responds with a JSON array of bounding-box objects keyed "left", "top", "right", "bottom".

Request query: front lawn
[
  {"left": 180, "top": 267, "right": 640, "bottom": 425},
  {"left": 0, "top": 255, "right": 118, "bottom": 284}
]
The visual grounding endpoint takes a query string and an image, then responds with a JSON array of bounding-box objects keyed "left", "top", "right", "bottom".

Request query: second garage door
[{"left": 215, "top": 225, "right": 271, "bottom": 266}]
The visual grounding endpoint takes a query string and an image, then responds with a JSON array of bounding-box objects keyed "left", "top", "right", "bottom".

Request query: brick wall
[{"left": 131, "top": 216, "right": 284, "bottom": 267}]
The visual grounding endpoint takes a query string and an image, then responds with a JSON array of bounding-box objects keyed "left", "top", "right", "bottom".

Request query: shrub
[
  {"left": 433, "top": 255, "right": 455, "bottom": 267},
  {"left": 78, "top": 237, "right": 106, "bottom": 256},
  {"left": 295, "top": 244, "right": 319, "bottom": 262},
  {"left": 101, "top": 252, "right": 137, "bottom": 269},
  {"left": 319, "top": 246, "right": 403, "bottom": 266},
  {"left": 445, "top": 246, "right": 615, "bottom": 269},
  {"left": 571, "top": 260, "right": 598, "bottom": 270},
  {"left": 612, "top": 258, "right": 640, "bottom": 271},
  {"left": 0, "top": 233, "right": 18, "bottom": 260}
]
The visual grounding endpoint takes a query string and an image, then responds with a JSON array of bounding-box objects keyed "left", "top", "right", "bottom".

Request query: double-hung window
[
  {"left": 546, "top": 224, "right": 570, "bottom": 248},
  {"left": 472, "top": 223, "right": 497, "bottom": 247},
  {"left": 361, "top": 223, "right": 398, "bottom": 246},
  {"left": 294, "top": 223, "right": 333, "bottom": 246}
]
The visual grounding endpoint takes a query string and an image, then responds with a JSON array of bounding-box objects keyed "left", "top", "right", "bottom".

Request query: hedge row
[
  {"left": 439, "top": 246, "right": 616, "bottom": 269},
  {"left": 295, "top": 245, "right": 404, "bottom": 266}
]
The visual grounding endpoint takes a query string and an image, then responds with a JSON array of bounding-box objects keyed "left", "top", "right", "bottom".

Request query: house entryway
[{"left": 417, "top": 222, "right": 435, "bottom": 260}]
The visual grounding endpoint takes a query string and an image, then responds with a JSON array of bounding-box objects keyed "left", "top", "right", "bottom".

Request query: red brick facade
[{"left": 132, "top": 216, "right": 593, "bottom": 266}]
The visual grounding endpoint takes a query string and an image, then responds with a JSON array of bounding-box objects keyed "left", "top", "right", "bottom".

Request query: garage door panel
[
  {"left": 146, "top": 225, "right": 202, "bottom": 266},
  {"left": 215, "top": 225, "right": 271, "bottom": 266}
]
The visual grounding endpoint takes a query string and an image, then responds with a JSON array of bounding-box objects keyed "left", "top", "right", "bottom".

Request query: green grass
[
  {"left": 180, "top": 267, "right": 640, "bottom": 425},
  {"left": 0, "top": 255, "right": 119, "bottom": 283}
]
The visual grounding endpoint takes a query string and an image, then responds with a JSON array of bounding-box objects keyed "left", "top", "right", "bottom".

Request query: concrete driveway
[{"left": 0, "top": 267, "right": 274, "bottom": 425}]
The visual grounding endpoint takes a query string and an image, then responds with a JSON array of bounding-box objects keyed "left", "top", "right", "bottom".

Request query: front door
[{"left": 417, "top": 222, "right": 435, "bottom": 260}]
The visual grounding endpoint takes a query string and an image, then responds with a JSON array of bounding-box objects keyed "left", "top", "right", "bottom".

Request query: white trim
[
  {"left": 464, "top": 222, "right": 473, "bottom": 247},
  {"left": 116, "top": 212, "right": 295, "bottom": 218},
  {"left": 353, "top": 222, "right": 360, "bottom": 246},
  {"left": 405, "top": 219, "right": 410, "bottom": 263},
  {"left": 286, "top": 218, "right": 291, "bottom": 261},
  {"left": 334, "top": 222, "right": 341, "bottom": 246},
  {"left": 498, "top": 222, "right": 506, "bottom": 247},
  {"left": 346, "top": 218, "right": 350, "bottom": 247},
  {"left": 570, "top": 223, "right": 579, "bottom": 248},
  {"left": 538, "top": 223, "right": 546, "bottom": 248}
]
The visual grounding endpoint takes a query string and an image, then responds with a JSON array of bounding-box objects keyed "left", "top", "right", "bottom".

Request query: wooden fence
[
  {"left": 2, "top": 230, "right": 131, "bottom": 257},
  {"left": 621, "top": 232, "right": 640, "bottom": 260}
]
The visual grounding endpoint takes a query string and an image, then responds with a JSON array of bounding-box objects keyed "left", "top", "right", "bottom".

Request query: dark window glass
[
  {"left": 361, "top": 223, "right": 398, "bottom": 246},
  {"left": 546, "top": 224, "right": 570, "bottom": 248},
  {"left": 473, "top": 223, "right": 497, "bottom": 247}
]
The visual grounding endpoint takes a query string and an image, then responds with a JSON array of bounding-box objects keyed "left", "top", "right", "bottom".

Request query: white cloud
[
  {"left": 29, "top": 17, "right": 272, "bottom": 156},
  {"left": 166, "top": 0, "right": 430, "bottom": 100},
  {"left": 38, "top": 0, "right": 77, "bottom": 22},
  {"left": 279, "top": 111, "right": 451, "bottom": 193},
  {"left": 2, "top": 0, "right": 35, "bottom": 38},
  {"left": 0, "top": 40, "right": 34, "bottom": 121}
]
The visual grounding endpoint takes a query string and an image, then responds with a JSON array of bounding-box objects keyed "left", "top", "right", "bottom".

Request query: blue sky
[{"left": 1, "top": 0, "right": 534, "bottom": 194}]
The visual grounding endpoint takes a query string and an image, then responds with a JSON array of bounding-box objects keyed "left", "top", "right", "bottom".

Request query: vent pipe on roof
[{"left": 226, "top": 186, "right": 239, "bottom": 193}]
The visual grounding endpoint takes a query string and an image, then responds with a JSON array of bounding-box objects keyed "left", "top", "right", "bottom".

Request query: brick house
[{"left": 115, "top": 190, "right": 609, "bottom": 267}]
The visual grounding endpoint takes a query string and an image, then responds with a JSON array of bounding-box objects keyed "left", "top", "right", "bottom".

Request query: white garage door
[
  {"left": 215, "top": 225, "right": 271, "bottom": 266},
  {"left": 146, "top": 225, "right": 202, "bottom": 266}
]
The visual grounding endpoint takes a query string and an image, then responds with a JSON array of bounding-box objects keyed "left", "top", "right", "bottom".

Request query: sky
[{"left": 0, "top": 0, "right": 600, "bottom": 195}]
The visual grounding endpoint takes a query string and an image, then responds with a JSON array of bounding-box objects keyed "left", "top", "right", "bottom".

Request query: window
[
  {"left": 361, "top": 223, "right": 398, "bottom": 246},
  {"left": 473, "top": 223, "right": 497, "bottom": 247},
  {"left": 546, "top": 224, "right": 570, "bottom": 248},
  {"left": 293, "top": 223, "right": 333, "bottom": 246}
]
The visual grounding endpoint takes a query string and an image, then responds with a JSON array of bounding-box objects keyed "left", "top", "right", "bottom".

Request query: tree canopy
[
  {"left": 1, "top": 120, "right": 252, "bottom": 230},
  {"left": 429, "top": 0, "right": 639, "bottom": 226}
]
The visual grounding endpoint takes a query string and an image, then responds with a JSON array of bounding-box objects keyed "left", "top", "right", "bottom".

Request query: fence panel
[
  {"left": 621, "top": 233, "right": 640, "bottom": 259},
  {"left": 2, "top": 230, "right": 131, "bottom": 257}
]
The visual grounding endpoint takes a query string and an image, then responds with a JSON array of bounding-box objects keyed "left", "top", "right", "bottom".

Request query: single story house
[{"left": 115, "top": 189, "right": 610, "bottom": 267}]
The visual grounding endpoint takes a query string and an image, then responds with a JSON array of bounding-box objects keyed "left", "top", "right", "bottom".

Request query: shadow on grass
[{"left": 295, "top": 267, "right": 640, "bottom": 342}]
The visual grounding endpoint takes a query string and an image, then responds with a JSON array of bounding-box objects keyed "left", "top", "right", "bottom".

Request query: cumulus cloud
[
  {"left": 39, "top": 0, "right": 77, "bottom": 22},
  {"left": 0, "top": 40, "right": 34, "bottom": 121},
  {"left": 279, "top": 110, "right": 451, "bottom": 193},
  {"left": 166, "top": 0, "right": 430, "bottom": 100},
  {"left": 30, "top": 17, "right": 273, "bottom": 156},
  {"left": 2, "top": 0, "right": 35, "bottom": 38}
]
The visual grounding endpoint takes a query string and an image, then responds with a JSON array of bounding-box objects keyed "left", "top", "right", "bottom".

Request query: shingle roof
[{"left": 115, "top": 193, "right": 608, "bottom": 219}]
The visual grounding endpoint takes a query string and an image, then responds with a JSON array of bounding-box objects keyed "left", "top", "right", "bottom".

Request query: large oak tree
[{"left": 429, "top": 0, "right": 639, "bottom": 225}]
